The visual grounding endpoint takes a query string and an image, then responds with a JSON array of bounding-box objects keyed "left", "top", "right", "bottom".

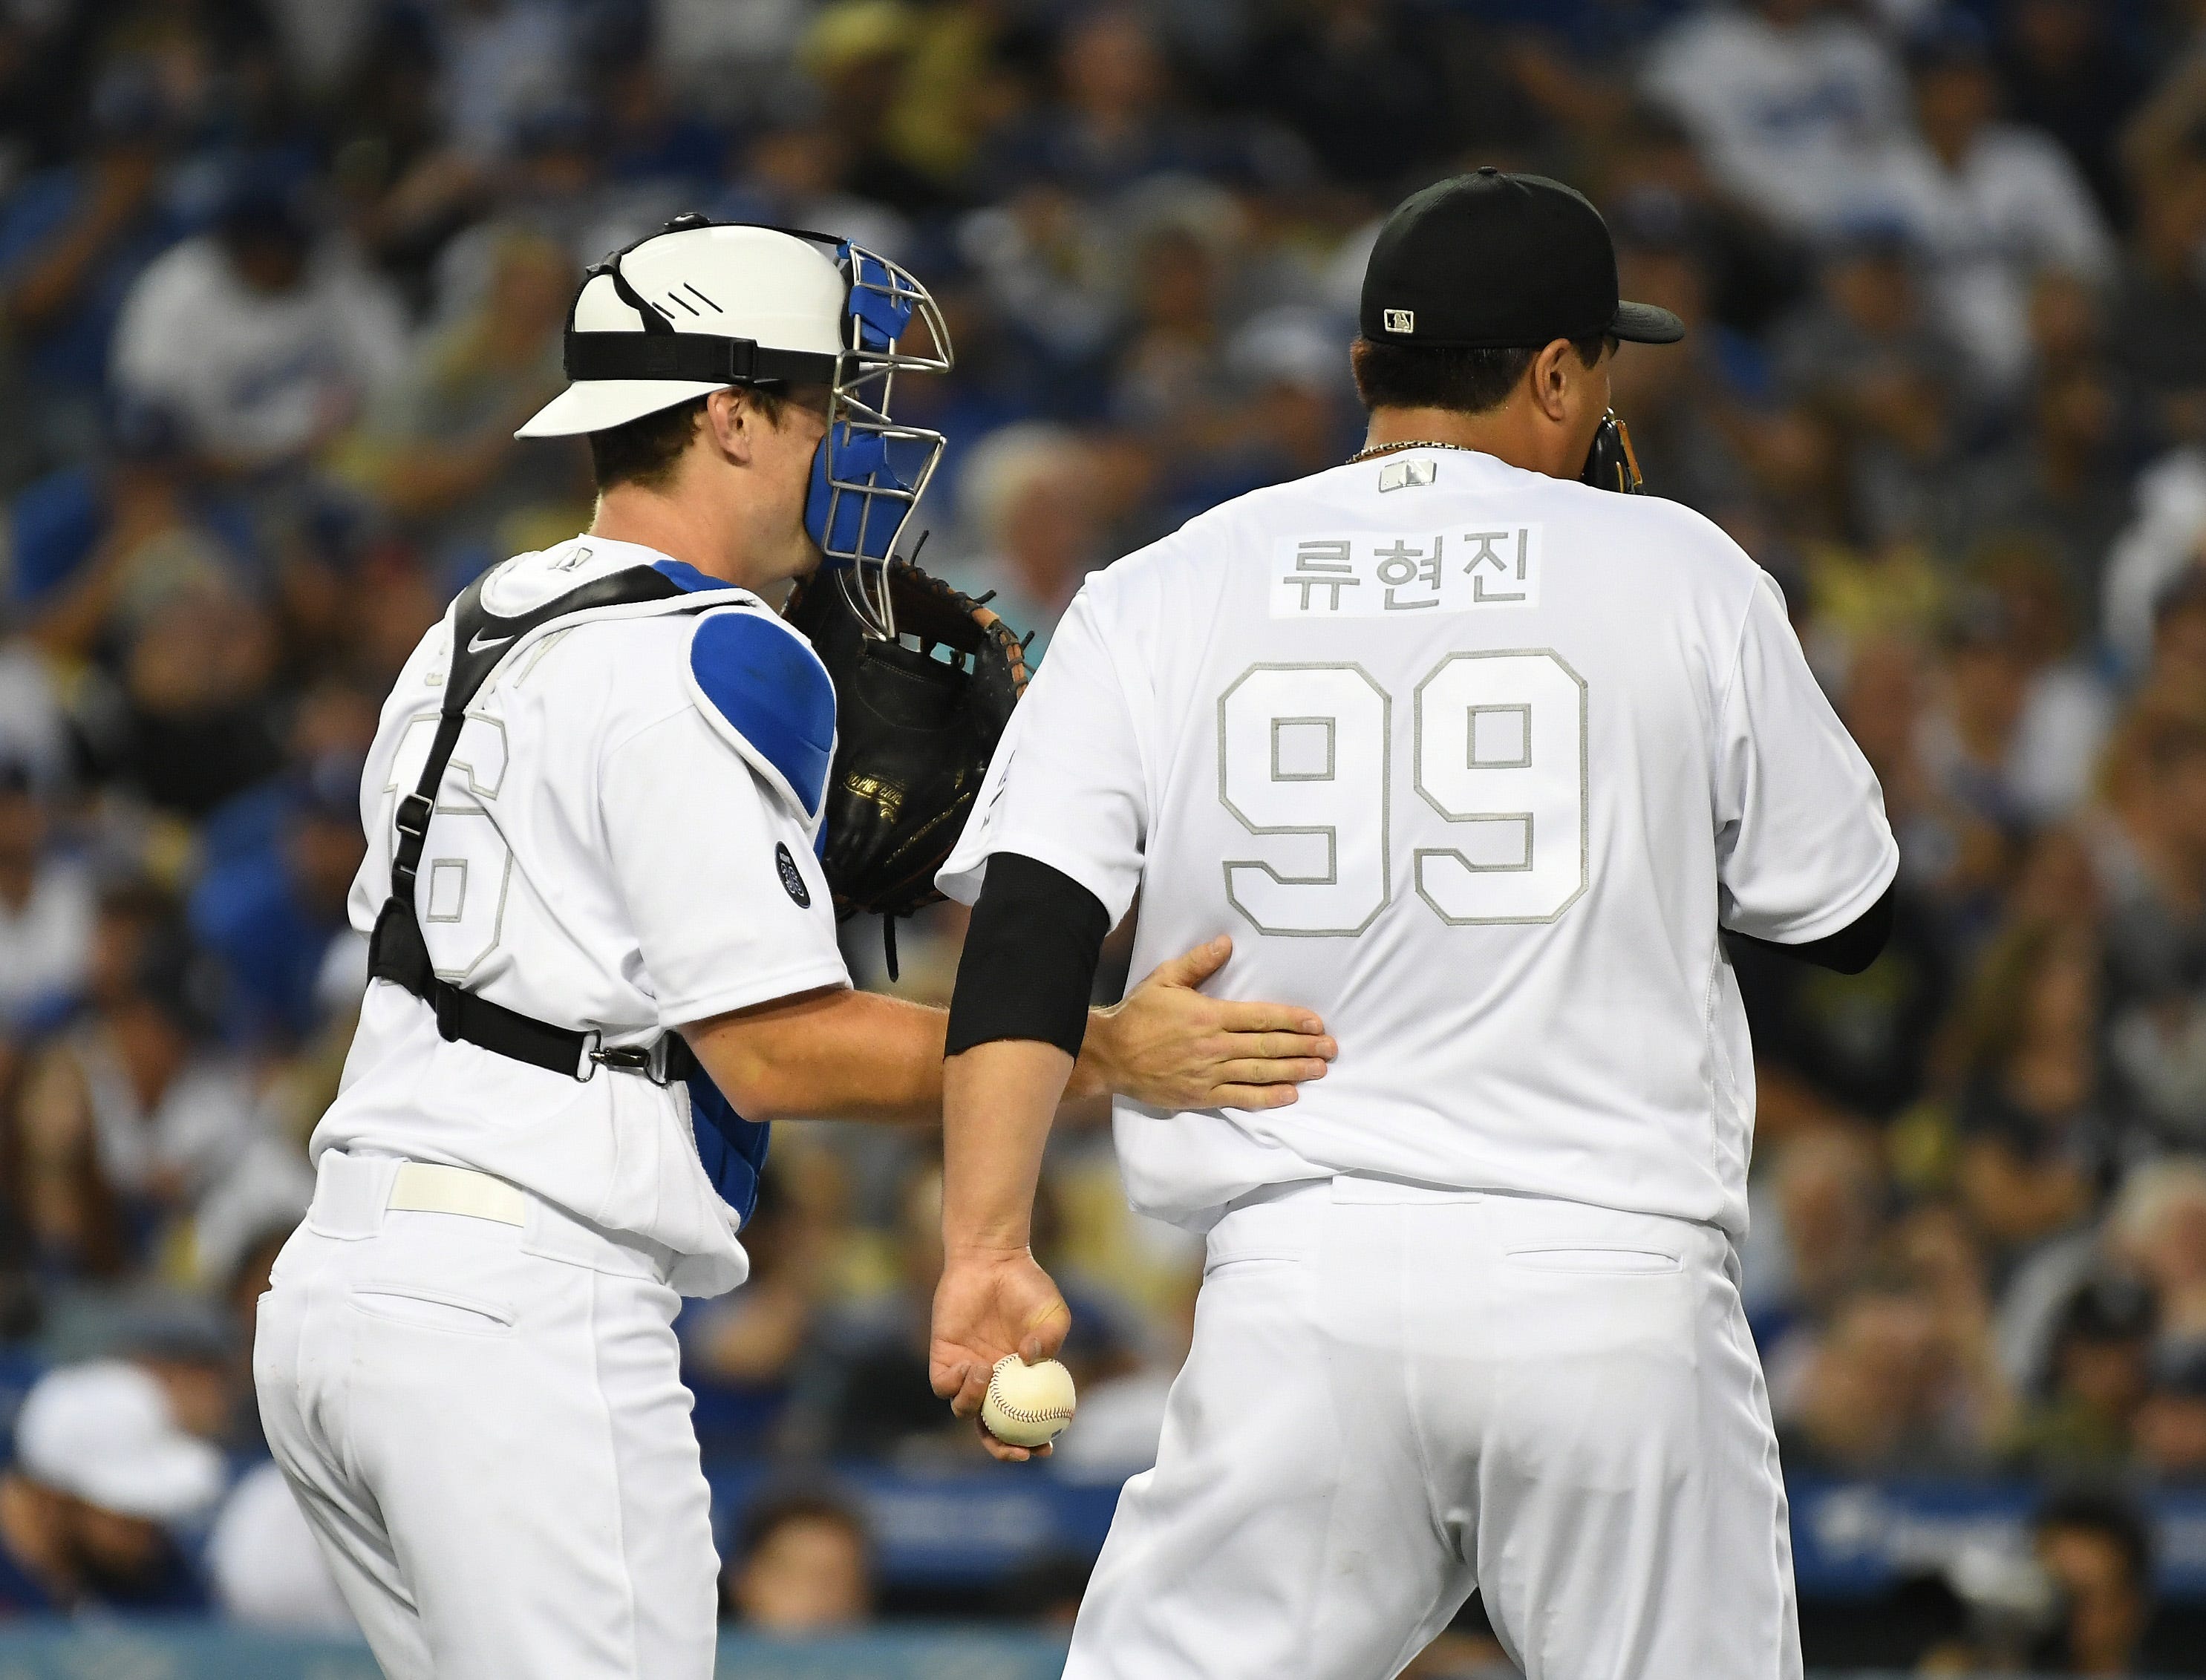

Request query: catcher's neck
[{"left": 589, "top": 483, "right": 815, "bottom": 602}]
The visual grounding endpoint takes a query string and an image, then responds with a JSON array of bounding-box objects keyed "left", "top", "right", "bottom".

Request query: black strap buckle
[
  {"left": 575, "top": 1029, "right": 605, "bottom": 1082},
  {"left": 588, "top": 1036, "right": 685, "bottom": 1086},
  {"left": 395, "top": 792, "right": 435, "bottom": 839}
]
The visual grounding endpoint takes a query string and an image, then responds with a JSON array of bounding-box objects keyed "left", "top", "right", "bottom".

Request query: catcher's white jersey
[
  {"left": 942, "top": 449, "right": 1896, "bottom": 1238},
  {"left": 316, "top": 535, "right": 849, "bottom": 1295}
]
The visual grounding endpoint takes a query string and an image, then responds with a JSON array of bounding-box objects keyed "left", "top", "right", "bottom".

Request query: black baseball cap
[{"left": 1360, "top": 169, "right": 1685, "bottom": 351}]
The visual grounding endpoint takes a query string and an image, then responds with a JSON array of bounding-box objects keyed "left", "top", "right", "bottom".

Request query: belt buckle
[
  {"left": 587, "top": 1037, "right": 659, "bottom": 1080},
  {"left": 576, "top": 1029, "right": 604, "bottom": 1082},
  {"left": 581, "top": 1036, "right": 681, "bottom": 1085}
]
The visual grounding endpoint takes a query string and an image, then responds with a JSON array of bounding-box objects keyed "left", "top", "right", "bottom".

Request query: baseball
[{"left": 980, "top": 1354, "right": 1077, "bottom": 1448}]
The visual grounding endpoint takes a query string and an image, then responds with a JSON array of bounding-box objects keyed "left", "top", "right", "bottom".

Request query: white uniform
[
  {"left": 255, "top": 535, "right": 847, "bottom": 1680},
  {"left": 940, "top": 448, "right": 1897, "bottom": 1679}
]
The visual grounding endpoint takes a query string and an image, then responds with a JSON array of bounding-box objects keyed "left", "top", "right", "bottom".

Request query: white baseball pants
[
  {"left": 1066, "top": 1177, "right": 1801, "bottom": 1680},
  {"left": 253, "top": 1151, "right": 720, "bottom": 1680}
]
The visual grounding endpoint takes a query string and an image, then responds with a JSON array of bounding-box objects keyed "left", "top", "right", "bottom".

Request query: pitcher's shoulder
[{"left": 1570, "top": 486, "right": 1764, "bottom": 588}]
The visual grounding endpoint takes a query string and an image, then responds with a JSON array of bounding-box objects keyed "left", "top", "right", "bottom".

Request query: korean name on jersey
[{"left": 941, "top": 451, "right": 1897, "bottom": 1238}]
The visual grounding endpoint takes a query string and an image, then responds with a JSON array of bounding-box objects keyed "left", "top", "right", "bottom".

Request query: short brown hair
[
  {"left": 1350, "top": 333, "right": 1611, "bottom": 416},
  {"left": 587, "top": 387, "right": 788, "bottom": 492}
]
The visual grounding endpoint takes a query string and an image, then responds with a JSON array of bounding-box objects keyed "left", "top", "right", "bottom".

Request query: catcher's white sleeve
[{"left": 601, "top": 705, "right": 847, "bottom": 1032}]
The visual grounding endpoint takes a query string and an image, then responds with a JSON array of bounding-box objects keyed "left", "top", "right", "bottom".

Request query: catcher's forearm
[
  {"left": 681, "top": 984, "right": 1119, "bottom": 1122},
  {"left": 942, "top": 1039, "right": 1073, "bottom": 1252},
  {"left": 684, "top": 988, "right": 947, "bottom": 1122}
]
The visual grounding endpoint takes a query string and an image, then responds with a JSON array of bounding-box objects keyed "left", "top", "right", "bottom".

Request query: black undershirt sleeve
[
  {"left": 1726, "top": 880, "right": 1895, "bottom": 975},
  {"left": 945, "top": 852, "right": 1110, "bottom": 1059}
]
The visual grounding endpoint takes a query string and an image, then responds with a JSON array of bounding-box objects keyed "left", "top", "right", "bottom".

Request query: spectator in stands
[
  {"left": 0, "top": 60, "right": 186, "bottom": 471},
  {"left": 1997, "top": 0, "right": 2147, "bottom": 222},
  {"left": 2030, "top": 1489, "right": 2160, "bottom": 1674},
  {"left": 2132, "top": 566, "right": 2206, "bottom": 720},
  {"left": 1772, "top": 219, "right": 1968, "bottom": 543},
  {"left": 1239, "top": 0, "right": 1448, "bottom": 193},
  {"left": 2011, "top": 1275, "right": 2156, "bottom": 1473},
  {"left": 0, "top": 1360, "right": 223, "bottom": 1614},
  {"left": 2109, "top": 1161, "right": 2206, "bottom": 1347},
  {"left": 952, "top": 185, "right": 1123, "bottom": 393},
  {"left": 2098, "top": 713, "right": 2206, "bottom": 1152},
  {"left": 0, "top": 755, "right": 91, "bottom": 1034},
  {"left": 1743, "top": 1129, "right": 1883, "bottom": 1349},
  {"left": 190, "top": 745, "right": 369, "bottom": 1047},
  {"left": 14, "top": 912, "right": 265, "bottom": 1280},
  {"left": 334, "top": 223, "right": 583, "bottom": 580},
  {"left": 2135, "top": 1339, "right": 2206, "bottom": 1482},
  {"left": 1921, "top": 593, "right": 2044, "bottom": 843},
  {"left": 1944, "top": 366, "right": 2130, "bottom": 627},
  {"left": 1967, "top": 542, "right": 2115, "bottom": 828},
  {"left": 720, "top": 111, "right": 912, "bottom": 256},
  {"left": 100, "top": 563, "right": 285, "bottom": 819},
  {"left": 2109, "top": 140, "right": 2206, "bottom": 438},
  {"left": 794, "top": 1, "right": 954, "bottom": 217},
  {"left": 787, "top": 1166, "right": 967, "bottom": 1464},
  {"left": 1887, "top": 16, "right": 2113, "bottom": 396},
  {"left": 1947, "top": 918, "right": 2118, "bottom": 1271},
  {"left": 1596, "top": 215, "right": 1770, "bottom": 521},
  {"left": 108, "top": 161, "right": 408, "bottom": 476},
  {"left": 721, "top": 1488, "right": 874, "bottom": 1632},
  {"left": 1640, "top": 0, "right": 1914, "bottom": 237},
  {"left": 681, "top": 1179, "right": 831, "bottom": 1399},
  {"left": 1109, "top": 189, "right": 1239, "bottom": 458},
  {"left": 985, "top": 9, "right": 1210, "bottom": 201},
  {"left": 1776, "top": 1271, "right": 1998, "bottom": 1474},
  {"left": 434, "top": 0, "right": 578, "bottom": 165},
  {"left": 1210, "top": 306, "right": 1359, "bottom": 497},
  {"left": 943, "top": 423, "right": 1108, "bottom": 658},
  {"left": 11, "top": 401, "right": 255, "bottom": 657}
]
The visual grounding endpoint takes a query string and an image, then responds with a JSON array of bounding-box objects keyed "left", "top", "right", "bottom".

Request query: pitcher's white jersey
[
  {"left": 942, "top": 450, "right": 1895, "bottom": 1238},
  {"left": 316, "top": 536, "right": 848, "bottom": 1295}
]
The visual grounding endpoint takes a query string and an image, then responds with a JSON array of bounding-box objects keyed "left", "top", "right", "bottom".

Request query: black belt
[{"left": 420, "top": 971, "right": 698, "bottom": 1085}]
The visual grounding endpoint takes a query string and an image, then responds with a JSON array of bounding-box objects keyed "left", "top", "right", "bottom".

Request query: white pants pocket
[
  {"left": 1502, "top": 1245, "right": 1682, "bottom": 1274},
  {"left": 348, "top": 1281, "right": 517, "bottom": 1336}
]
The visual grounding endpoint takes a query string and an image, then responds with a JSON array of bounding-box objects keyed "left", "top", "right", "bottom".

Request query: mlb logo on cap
[{"left": 1383, "top": 308, "right": 1414, "bottom": 334}]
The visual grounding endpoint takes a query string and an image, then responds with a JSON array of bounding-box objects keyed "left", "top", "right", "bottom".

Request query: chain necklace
[{"left": 1346, "top": 439, "right": 1475, "bottom": 464}]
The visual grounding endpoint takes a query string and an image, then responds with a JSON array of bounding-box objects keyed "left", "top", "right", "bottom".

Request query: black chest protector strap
[{"left": 366, "top": 565, "right": 701, "bottom": 1085}]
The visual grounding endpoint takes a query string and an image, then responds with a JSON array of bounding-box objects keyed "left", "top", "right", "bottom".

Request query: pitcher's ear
[{"left": 1527, "top": 338, "right": 1576, "bottom": 422}]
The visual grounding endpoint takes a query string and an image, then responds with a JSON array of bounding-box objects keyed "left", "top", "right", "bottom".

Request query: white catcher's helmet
[{"left": 518, "top": 215, "right": 953, "bottom": 639}]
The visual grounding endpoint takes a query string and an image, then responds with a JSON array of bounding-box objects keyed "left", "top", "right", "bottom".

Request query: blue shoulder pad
[{"left": 685, "top": 608, "right": 835, "bottom": 824}]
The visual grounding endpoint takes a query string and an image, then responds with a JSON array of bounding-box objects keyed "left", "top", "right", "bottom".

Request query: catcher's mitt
[{"left": 784, "top": 561, "right": 1031, "bottom": 965}]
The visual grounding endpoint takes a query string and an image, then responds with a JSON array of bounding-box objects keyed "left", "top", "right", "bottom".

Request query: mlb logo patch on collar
[{"left": 1379, "top": 457, "right": 1438, "bottom": 492}]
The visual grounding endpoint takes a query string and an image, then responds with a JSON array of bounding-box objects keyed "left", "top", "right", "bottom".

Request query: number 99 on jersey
[{"left": 1217, "top": 651, "right": 1588, "bottom": 937}]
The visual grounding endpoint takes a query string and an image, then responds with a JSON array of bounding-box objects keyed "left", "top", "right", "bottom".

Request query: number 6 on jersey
[{"left": 1218, "top": 650, "right": 1588, "bottom": 935}]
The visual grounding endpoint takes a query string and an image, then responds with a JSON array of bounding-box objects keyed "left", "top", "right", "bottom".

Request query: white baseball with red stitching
[{"left": 981, "top": 1354, "right": 1077, "bottom": 1448}]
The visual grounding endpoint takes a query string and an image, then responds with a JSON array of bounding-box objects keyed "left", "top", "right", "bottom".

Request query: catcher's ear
[{"left": 701, "top": 388, "right": 758, "bottom": 465}]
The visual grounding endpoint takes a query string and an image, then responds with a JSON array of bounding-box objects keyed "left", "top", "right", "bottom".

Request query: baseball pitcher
[{"left": 929, "top": 173, "right": 1899, "bottom": 1679}]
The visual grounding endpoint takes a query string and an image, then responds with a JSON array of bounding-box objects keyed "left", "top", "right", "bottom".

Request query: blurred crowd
[{"left": 3, "top": 0, "right": 2206, "bottom": 1665}]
